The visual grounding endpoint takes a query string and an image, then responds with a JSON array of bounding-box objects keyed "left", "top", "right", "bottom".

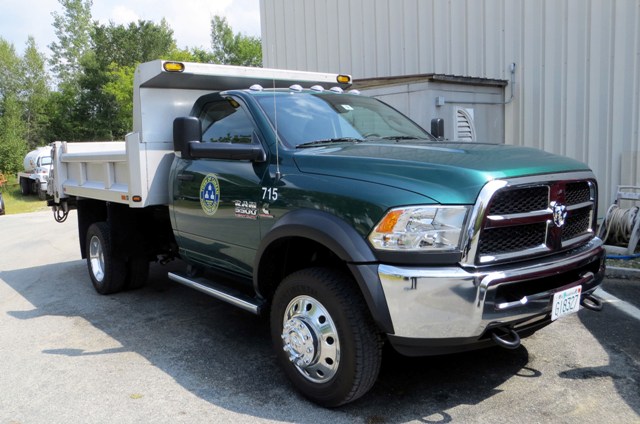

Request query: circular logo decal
[{"left": 200, "top": 174, "right": 220, "bottom": 216}]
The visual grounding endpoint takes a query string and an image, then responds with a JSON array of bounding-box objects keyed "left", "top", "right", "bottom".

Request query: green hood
[{"left": 293, "top": 141, "right": 590, "bottom": 204}]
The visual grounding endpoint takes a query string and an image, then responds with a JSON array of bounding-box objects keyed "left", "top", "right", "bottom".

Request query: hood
[{"left": 293, "top": 141, "right": 590, "bottom": 204}]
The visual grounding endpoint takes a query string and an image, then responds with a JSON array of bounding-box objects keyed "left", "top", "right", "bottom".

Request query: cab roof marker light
[
  {"left": 329, "top": 87, "right": 343, "bottom": 93},
  {"left": 348, "top": 89, "right": 361, "bottom": 95},
  {"left": 337, "top": 74, "right": 351, "bottom": 84},
  {"left": 310, "top": 85, "right": 324, "bottom": 92},
  {"left": 163, "top": 62, "right": 185, "bottom": 72},
  {"left": 289, "top": 84, "right": 303, "bottom": 92},
  {"left": 249, "top": 84, "right": 263, "bottom": 91}
]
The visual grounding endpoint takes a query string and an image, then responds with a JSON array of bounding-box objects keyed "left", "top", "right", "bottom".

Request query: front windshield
[{"left": 254, "top": 92, "right": 433, "bottom": 148}]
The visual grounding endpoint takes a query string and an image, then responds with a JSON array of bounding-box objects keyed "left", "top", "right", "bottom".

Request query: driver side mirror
[
  {"left": 173, "top": 117, "right": 202, "bottom": 159},
  {"left": 431, "top": 118, "right": 445, "bottom": 140}
]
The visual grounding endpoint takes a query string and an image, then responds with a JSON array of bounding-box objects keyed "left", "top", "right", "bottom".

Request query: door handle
[{"left": 177, "top": 173, "right": 194, "bottom": 181}]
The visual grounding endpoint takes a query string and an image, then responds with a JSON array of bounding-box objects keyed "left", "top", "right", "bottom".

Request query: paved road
[{"left": 1, "top": 211, "right": 638, "bottom": 423}]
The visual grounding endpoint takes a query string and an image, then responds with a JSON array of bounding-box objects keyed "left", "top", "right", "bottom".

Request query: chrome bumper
[{"left": 378, "top": 238, "right": 606, "bottom": 340}]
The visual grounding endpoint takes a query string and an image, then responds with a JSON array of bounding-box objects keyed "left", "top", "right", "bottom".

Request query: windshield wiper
[
  {"left": 379, "top": 136, "right": 422, "bottom": 140},
  {"left": 296, "top": 137, "right": 364, "bottom": 148}
]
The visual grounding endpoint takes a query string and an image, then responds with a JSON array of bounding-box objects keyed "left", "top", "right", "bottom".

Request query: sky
[{"left": 1, "top": 0, "right": 262, "bottom": 56}]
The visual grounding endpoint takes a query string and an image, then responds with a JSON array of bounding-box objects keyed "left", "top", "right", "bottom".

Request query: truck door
[{"left": 171, "top": 96, "right": 268, "bottom": 277}]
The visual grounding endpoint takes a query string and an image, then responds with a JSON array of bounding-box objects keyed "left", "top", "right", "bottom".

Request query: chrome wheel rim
[
  {"left": 281, "top": 295, "right": 340, "bottom": 383},
  {"left": 88, "top": 235, "right": 105, "bottom": 282}
]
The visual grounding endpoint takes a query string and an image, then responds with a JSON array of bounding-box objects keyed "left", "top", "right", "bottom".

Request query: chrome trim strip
[
  {"left": 495, "top": 271, "right": 595, "bottom": 311},
  {"left": 567, "top": 201, "right": 593, "bottom": 211},
  {"left": 168, "top": 272, "right": 261, "bottom": 314},
  {"left": 477, "top": 244, "right": 550, "bottom": 264}
]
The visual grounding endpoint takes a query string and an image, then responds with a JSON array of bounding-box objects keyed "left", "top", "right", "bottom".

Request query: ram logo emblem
[{"left": 551, "top": 202, "right": 568, "bottom": 228}]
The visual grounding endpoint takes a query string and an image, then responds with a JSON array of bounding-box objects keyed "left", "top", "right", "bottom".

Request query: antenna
[
  {"left": 271, "top": 44, "right": 281, "bottom": 182},
  {"left": 273, "top": 77, "right": 281, "bottom": 181}
]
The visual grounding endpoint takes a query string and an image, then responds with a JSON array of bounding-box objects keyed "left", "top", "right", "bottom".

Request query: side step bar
[{"left": 168, "top": 272, "right": 264, "bottom": 315}]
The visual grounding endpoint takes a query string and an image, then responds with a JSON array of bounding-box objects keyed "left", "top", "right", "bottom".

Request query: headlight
[{"left": 368, "top": 206, "right": 469, "bottom": 251}]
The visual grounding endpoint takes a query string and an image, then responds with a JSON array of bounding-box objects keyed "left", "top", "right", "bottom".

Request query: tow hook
[
  {"left": 580, "top": 293, "right": 603, "bottom": 312},
  {"left": 491, "top": 327, "right": 521, "bottom": 350}
]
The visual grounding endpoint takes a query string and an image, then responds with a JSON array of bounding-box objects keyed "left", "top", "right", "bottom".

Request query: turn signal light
[
  {"left": 163, "top": 62, "right": 185, "bottom": 72},
  {"left": 337, "top": 74, "right": 351, "bottom": 84}
]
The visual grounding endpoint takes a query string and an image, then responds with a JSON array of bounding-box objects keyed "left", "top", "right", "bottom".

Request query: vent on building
[{"left": 455, "top": 108, "right": 476, "bottom": 141}]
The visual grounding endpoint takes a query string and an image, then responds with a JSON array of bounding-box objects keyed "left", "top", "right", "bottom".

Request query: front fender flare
[{"left": 255, "top": 209, "right": 394, "bottom": 333}]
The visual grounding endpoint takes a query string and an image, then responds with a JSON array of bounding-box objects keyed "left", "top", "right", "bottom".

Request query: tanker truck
[{"left": 17, "top": 147, "right": 52, "bottom": 200}]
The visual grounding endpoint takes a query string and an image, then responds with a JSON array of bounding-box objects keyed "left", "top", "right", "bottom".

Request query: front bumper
[{"left": 378, "top": 237, "right": 605, "bottom": 355}]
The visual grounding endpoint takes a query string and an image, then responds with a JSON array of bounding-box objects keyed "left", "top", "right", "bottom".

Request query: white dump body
[{"left": 50, "top": 60, "right": 349, "bottom": 208}]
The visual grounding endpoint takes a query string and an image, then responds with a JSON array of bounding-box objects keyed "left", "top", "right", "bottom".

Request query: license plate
[{"left": 551, "top": 285, "right": 582, "bottom": 321}]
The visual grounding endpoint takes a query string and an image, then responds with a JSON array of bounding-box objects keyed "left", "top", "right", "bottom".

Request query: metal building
[{"left": 260, "top": 0, "right": 640, "bottom": 217}]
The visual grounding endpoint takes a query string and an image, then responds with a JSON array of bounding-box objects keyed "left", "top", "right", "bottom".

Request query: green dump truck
[{"left": 48, "top": 60, "right": 605, "bottom": 406}]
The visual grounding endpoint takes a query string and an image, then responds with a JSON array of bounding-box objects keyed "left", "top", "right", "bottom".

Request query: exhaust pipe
[
  {"left": 491, "top": 327, "right": 521, "bottom": 350},
  {"left": 580, "top": 293, "right": 603, "bottom": 312}
]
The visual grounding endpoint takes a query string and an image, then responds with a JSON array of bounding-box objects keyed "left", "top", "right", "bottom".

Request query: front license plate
[{"left": 551, "top": 285, "right": 582, "bottom": 321}]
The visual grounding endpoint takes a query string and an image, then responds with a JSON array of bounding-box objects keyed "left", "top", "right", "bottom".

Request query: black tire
[
  {"left": 270, "top": 267, "right": 383, "bottom": 407},
  {"left": 0, "top": 192, "right": 5, "bottom": 215},
  {"left": 125, "top": 255, "right": 150, "bottom": 290},
  {"left": 85, "top": 222, "right": 126, "bottom": 294},
  {"left": 19, "top": 178, "right": 30, "bottom": 195},
  {"left": 37, "top": 185, "right": 47, "bottom": 200}
]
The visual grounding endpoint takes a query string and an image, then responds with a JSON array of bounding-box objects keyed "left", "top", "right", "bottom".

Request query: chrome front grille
[{"left": 462, "top": 172, "right": 598, "bottom": 266}]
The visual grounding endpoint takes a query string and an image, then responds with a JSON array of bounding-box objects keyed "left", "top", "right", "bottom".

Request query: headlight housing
[{"left": 368, "top": 206, "right": 469, "bottom": 252}]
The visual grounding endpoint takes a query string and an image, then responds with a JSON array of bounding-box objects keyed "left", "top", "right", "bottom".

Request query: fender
[{"left": 255, "top": 209, "right": 394, "bottom": 333}]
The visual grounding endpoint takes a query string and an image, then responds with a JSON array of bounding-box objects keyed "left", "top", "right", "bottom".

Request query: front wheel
[
  {"left": 270, "top": 267, "right": 383, "bottom": 407},
  {"left": 37, "top": 184, "right": 47, "bottom": 200}
]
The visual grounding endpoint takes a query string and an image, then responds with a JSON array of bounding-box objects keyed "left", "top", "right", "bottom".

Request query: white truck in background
[{"left": 18, "top": 147, "right": 52, "bottom": 200}]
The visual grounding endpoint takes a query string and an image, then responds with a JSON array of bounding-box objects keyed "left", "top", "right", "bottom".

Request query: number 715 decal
[{"left": 262, "top": 187, "right": 279, "bottom": 202}]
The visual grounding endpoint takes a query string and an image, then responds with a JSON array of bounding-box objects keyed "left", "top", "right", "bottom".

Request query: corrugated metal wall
[{"left": 260, "top": 0, "right": 640, "bottom": 216}]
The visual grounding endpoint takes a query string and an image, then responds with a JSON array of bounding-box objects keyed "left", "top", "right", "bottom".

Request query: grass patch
[{"left": 0, "top": 175, "right": 49, "bottom": 215}]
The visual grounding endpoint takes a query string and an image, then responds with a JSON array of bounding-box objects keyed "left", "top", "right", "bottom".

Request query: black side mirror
[
  {"left": 173, "top": 117, "right": 202, "bottom": 159},
  {"left": 431, "top": 118, "right": 444, "bottom": 140}
]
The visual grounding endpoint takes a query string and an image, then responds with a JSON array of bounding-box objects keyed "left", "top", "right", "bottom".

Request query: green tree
[
  {"left": 47, "top": 0, "right": 93, "bottom": 142},
  {"left": 210, "top": 15, "right": 262, "bottom": 67},
  {"left": 75, "top": 19, "right": 178, "bottom": 140},
  {"left": 21, "top": 37, "right": 50, "bottom": 149},
  {"left": 0, "top": 38, "right": 28, "bottom": 173},
  {"left": 49, "top": 0, "right": 94, "bottom": 86},
  {"left": 0, "top": 39, "right": 22, "bottom": 101},
  {"left": 0, "top": 94, "right": 28, "bottom": 174},
  {"left": 92, "top": 19, "right": 176, "bottom": 68}
]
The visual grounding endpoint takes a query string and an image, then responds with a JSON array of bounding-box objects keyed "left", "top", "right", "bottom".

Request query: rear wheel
[
  {"left": 270, "top": 267, "right": 383, "bottom": 407},
  {"left": 19, "top": 178, "right": 30, "bottom": 195},
  {"left": 86, "top": 222, "right": 126, "bottom": 294}
]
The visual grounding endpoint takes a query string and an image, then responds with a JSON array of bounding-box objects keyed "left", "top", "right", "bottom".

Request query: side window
[{"left": 200, "top": 98, "right": 254, "bottom": 144}]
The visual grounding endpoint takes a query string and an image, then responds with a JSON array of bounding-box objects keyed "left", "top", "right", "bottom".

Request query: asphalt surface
[{"left": 0, "top": 210, "right": 639, "bottom": 423}]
